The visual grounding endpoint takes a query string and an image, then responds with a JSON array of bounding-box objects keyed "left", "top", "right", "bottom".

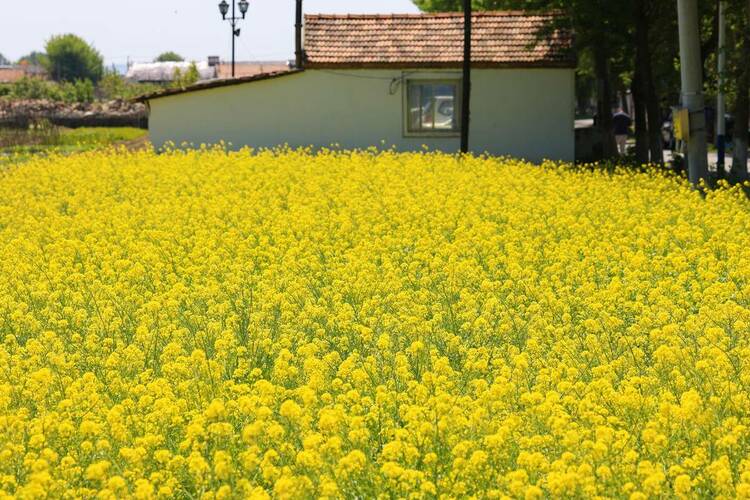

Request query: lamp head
[
  {"left": 239, "top": 0, "right": 250, "bottom": 17},
  {"left": 218, "top": 0, "right": 229, "bottom": 19}
]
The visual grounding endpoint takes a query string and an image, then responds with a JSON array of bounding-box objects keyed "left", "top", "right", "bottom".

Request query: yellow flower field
[{"left": 1, "top": 148, "right": 750, "bottom": 499}]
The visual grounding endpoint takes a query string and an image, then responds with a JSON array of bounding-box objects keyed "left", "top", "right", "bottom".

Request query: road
[
  {"left": 573, "top": 121, "right": 750, "bottom": 170},
  {"left": 663, "top": 149, "right": 750, "bottom": 173}
]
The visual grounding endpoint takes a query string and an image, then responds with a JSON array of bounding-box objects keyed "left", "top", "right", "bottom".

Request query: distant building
[
  {"left": 126, "top": 61, "right": 217, "bottom": 84},
  {"left": 216, "top": 61, "right": 289, "bottom": 79},
  {"left": 0, "top": 64, "right": 47, "bottom": 84}
]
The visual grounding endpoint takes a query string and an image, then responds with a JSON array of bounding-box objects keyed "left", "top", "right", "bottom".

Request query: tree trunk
[
  {"left": 632, "top": 68, "right": 650, "bottom": 164},
  {"left": 645, "top": 73, "right": 664, "bottom": 164},
  {"left": 634, "top": 0, "right": 664, "bottom": 164},
  {"left": 594, "top": 46, "right": 617, "bottom": 159},
  {"left": 730, "top": 2, "right": 750, "bottom": 182}
]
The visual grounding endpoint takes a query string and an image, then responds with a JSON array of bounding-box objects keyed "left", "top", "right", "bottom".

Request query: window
[{"left": 405, "top": 80, "right": 461, "bottom": 136}]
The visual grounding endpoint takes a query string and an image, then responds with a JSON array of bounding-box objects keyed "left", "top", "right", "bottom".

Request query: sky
[{"left": 0, "top": 0, "right": 421, "bottom": 67}]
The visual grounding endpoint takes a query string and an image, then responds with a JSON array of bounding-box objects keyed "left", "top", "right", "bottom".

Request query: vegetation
[
  {"left": 0, "top": 71, "right": 159, "bottom": 102},
  {"left": 16, "top": 51, "right": 48, "bottom": 67},
  {"left": 0, "top": 77, "right": 94, "bottom": 102},
  {"left": 0, "top": 149, "right": 749, "bottom": 497},
  {"left": 0, "top": 125, "right": 146, "bottom": 166},
  {"left": 0, "top": 53, "right": 9, "bottom": 66},
  {"left": 97, "top": 70, "right": 161, "bottom": 101},
  {"left": 154, "top": 51, "right": 185, "bottom": 63},
  {"left": 44, "top": 34, "right": 104, "bottom": 84},
  {"left": 170, "top": 63, "right": 201, "bottom": 89}
]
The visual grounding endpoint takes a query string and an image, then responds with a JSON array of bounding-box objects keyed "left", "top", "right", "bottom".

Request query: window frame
[{"left": 402, "top": 77, "right": 462, "bottom": 138}]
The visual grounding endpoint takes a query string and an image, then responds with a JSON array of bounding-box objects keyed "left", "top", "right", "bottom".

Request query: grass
[{"left": 0, "top": 125, "right": 148, "bottom": 166}]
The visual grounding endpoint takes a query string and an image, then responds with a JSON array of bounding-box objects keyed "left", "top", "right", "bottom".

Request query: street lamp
[{"left": 218, "top": 0, "right": 250, "bottom": 78}]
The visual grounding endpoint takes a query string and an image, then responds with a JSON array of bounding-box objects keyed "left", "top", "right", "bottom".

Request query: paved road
[{"left": 664, "top": 149, "right": 750, "bottom": 173}]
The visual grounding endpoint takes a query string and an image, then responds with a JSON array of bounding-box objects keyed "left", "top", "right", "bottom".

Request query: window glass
[
  {"left": 406, "top": 81, "right": 459, "bottom": 134},
  {"left": 408, "top": 83, "right": 422, "bottom": 132}
]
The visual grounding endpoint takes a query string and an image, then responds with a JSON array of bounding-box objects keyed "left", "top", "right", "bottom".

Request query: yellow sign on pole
[{"left": 673, "top": 108, "right": 690, "bottom": 142}]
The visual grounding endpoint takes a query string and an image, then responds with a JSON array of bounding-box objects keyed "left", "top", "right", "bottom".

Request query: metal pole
[
  {"left": 677, "top": 0, "right": 709, "bottom": 187},
  {"left": 232, "top": 0, "right": 236, "bottom": 78},
  {"left": 460, "top": 0, "right": 471, "bottom": 154},
  {"left": 716, "top": 0, "right": 727, "bottom": 175},
  {"left": 295, "top": 0, "right": 304, "bottom": 69}
]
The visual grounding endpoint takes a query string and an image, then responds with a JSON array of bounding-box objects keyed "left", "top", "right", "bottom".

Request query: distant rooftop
[
  {"left": 303, "top": 12, "right": 574, "bottom": 69},
  {"left": 216, "top": 61, "right": 290, "bottom": 79}
]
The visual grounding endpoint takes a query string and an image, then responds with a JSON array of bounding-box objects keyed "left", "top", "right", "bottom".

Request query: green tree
[
  {"left": 17, "top": 51, "right": 48, "bottom": 67},
  {"left": 44, "top": 34, "right": 104, "bottom": 84},
  {"left": 154, "top": 51, "right": 185, "bottom": 63}
]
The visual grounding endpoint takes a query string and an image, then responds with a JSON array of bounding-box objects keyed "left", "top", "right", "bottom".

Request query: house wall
[{"left": 148, "top": 68, "right": 575, "bottom": 162}]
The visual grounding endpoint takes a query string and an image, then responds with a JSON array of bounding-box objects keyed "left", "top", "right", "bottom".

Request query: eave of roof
[
  {"left": 304, "top": 61, "right": 576, "bottom": 70},
  {"left": 135, "top": 70, "right": 302, "bottom": 102}
]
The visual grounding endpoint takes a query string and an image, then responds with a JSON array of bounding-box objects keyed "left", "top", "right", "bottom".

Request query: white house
[{"left": 139, "top": 12, "right": 575, "bottom": 161}]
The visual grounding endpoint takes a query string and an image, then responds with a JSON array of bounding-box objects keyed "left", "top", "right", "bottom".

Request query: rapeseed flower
[{"left": 0, "top": 148, "right": 749, "bottom": 497}]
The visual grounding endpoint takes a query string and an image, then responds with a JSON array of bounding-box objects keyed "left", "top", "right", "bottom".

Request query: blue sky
[{"left": 0, "top": 0, "right": 421, "bottom": 66}]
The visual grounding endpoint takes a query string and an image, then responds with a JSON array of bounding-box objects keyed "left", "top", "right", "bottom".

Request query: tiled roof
[{"left": 304, "top": 12, "right": 574, "bottom": 69}]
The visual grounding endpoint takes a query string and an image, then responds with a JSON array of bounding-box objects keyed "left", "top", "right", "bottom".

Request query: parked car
[{"left": 410, "top": 96, "right": 456, "bottom": 130}]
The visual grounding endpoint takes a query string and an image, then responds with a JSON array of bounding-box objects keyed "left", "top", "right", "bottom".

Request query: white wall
[{"left": 148, "top": 68, "right": 575, "bottom": 162}]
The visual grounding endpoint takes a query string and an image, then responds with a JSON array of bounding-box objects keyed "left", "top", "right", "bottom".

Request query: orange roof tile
[{"left": 303, "top": 12, "right": 574, "bottom": 69}]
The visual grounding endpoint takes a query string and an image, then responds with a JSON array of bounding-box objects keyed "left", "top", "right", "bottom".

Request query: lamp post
[{"left": 218, "top": 0, "right": 250, "bottom": 78}]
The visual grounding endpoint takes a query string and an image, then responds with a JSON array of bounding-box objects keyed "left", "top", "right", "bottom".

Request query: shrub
[
  {"left": 97, "top": 70, "right": 161, "bottom": 101},
  {"left": 171, "top": 63, "right": 200, "bottom": 89},
  {"left": 9, "top": 77, "right": 61, "bottom": 100}
]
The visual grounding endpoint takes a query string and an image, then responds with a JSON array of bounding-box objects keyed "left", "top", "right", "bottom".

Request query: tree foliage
[
  {"left": 17, "top": 51, "right": 48, "bottom": 67},
  {"left": 154, "top": 51, "right": 185, "bottom": 63},
  {"left": 171, "top": 63, "right": 201, "bottom": 89},
  {"left": 44, "top": 34, "right": 104, "bottom": 84}
]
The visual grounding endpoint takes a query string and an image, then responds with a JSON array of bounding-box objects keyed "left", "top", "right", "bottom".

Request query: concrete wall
[{"left": 148, "top": 68, "right": 575, "bottom": 162}]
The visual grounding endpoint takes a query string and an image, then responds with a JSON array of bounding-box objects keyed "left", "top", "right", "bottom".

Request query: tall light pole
[
  {"left": 219, "top": 0, "right": 250, "bottom": 78},
  {"left": 677, "top": 0, "right": 709, "bottom": 187},
  {"left": 716, "top": 0, "right": 727, "bottom": 176}
]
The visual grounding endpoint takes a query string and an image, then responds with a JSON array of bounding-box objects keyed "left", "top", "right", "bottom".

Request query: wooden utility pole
[
  {"left": 460, "top": 0, "right": 472, "bottom": 154},
  {"left": 677, "top": 0, "right": 709, "bottom": 187}
]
